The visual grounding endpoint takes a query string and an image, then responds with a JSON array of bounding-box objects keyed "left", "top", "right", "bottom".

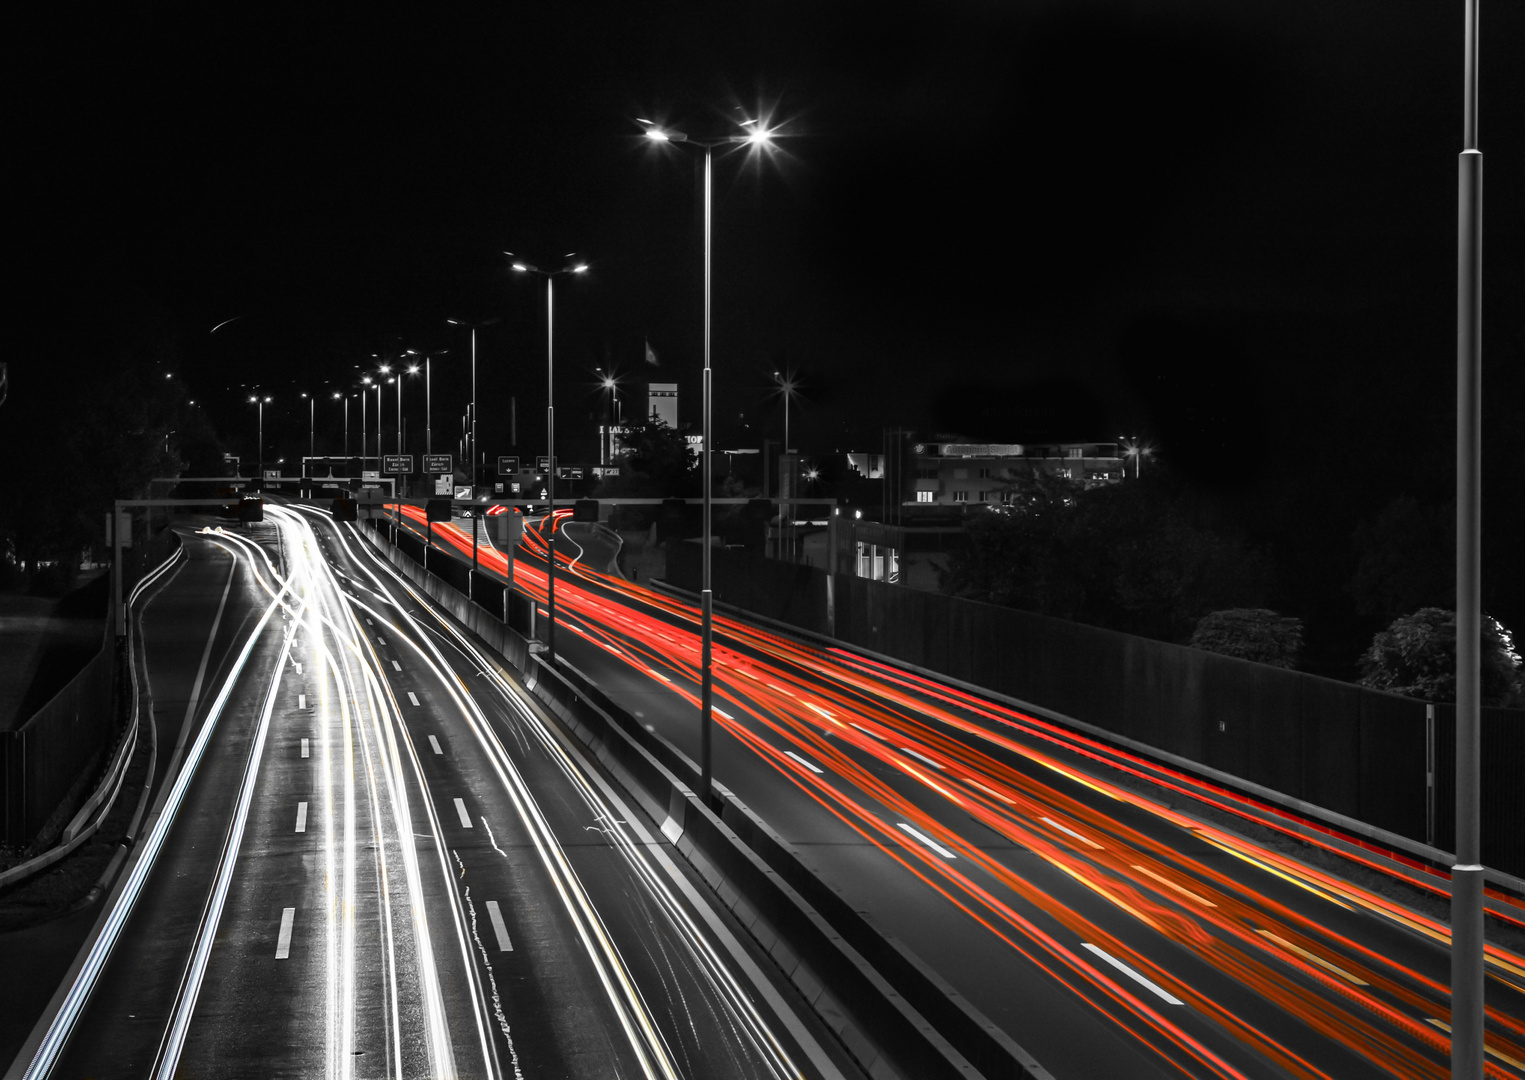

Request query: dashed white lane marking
[
  {"left": 900, "top": 746, "right": 945, "bottom": 769},
  {"left": 453, "top": 798, "right": 473, "bottom": 828},
  {"left": 1042, "top": 816, "right": 1104, "bottom": 849},
  {"left": 896, "top": 822, "right": 957, "bottom": 859},
  {"left": 1081, "top": 943, "right": 1182, "bottom": 1005},
  {"left": 298, "top": 693, "right": 306, "bottom": 710},
  {"left": 1425, "top": 1018, "right": 1525, "bottom": 1070},
  {"left": 407, "top": 692, "right": 420, "bottom": 706},
  {"left": 295, "top": 802, "right": 308, "bottom": 833},
  {"left": 275, "top": 908, "right": 296, "bottom": 959},
  {"left": 392, "top": 660, "right": 402, "bottom": 672},
  {"left": 485, "top": 901, "right": 514, "bottom": 952},
  {"left": 377, "top": 636, "right": 386, "bottom": 645},
  {"left": 365, "top": 618, "right": 372, "bottom": 625},
  {"left": 428, "top": 735, "right": 443, "bottom": 755},
  {"left": 1134, "top": 863, "right": 1214, "bottom": 905},
  {"left": 300, "top": 738, "right": 309, "bottom": 759},
  {"left": 1256, "top": 929, "right": 1365, "bottom": 984},
  {"left": 785, "top": 751, "right": 824, "bottom": 774}
]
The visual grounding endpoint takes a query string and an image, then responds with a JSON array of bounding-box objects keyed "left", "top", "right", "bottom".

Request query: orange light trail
[{"left": 379, "top": 506, "right": 1525, "bottom": 1079}]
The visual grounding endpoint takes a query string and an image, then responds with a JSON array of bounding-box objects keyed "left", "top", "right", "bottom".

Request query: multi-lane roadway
[
  {"left": 394, "top": 503, "right": 1525, "bottom": 1080},
  {"left": 15, "top": 505, "right": 855, "bottom": 1080}
]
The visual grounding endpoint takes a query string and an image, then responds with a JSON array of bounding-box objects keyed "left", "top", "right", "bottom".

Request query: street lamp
[
  {"left": 248, "top": 394, "right": 272, "bottom": 480},
  {"left": 334, "top": 392, "right": 348, "bottom": 474},
  {"left": 510, "top": 253, "right": 589, "bottom": 662},
  {"left": 772, "top": 369, "right": 801, "bottom": 561},
  {"left": 405, "top": 349, "right": 449, "bottom": 457},
  {"left": 596, "top": 368, "right": 620, "bottom": 466},
  {"left": 300, "top": 392, "right": 314, "bottom": 476},
  {"left": 1119, "top": 436, "right": 1150, "bottom": 479},
  {"left": 448, "top": 318, "right": 499, "bottom": 493},
  {"left": 640, "top": 112, "right": 777, "bottom": 801}
]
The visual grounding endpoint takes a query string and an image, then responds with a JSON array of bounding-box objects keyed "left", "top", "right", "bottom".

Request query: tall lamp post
[
  {"left": 300, "top": 392, "right": 315, "bottom": 476},
  {"left": 335, "top": 392, "right": 348, "bottom": 474},
  {"left": 249, "top": 394, "right": 272, "bottom": 480},
  {"left": 360, "top": 379, "right": 370, "bottom": 471},
  {"left": 596, "top": 368, "right": 620, "bottom": 465},
  {"left": 1453, "top": 0, "right": 1484, "bottom": 1074},
  {"left": 772, "top": 370, "right": 801, "bottom": 561},
  {"left": 448, "top": 318, "right": 499, "bottom": 493},
  {"left": 510, "top": 254, "right": 589, "bottom": 662},
  {"left": 641, "top": 114, "right": 776, "bottom": 801}
]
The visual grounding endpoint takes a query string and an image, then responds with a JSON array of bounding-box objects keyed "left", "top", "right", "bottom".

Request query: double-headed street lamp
[
  {"left": 334, "top": 392, "right": 348, "bottom": 472},
  {"left": 447, "top": 317, "right": 499, "bottom": 491},
  {"left": 248, "top": 393, "right": 272, "bottom": 479},
  {"left": 640, "top": 113, "right": 776, "bottom": 801},
  {"left": 510, "top": 254, "right": 588, "bottom": 662},
  {"left": 405, "top": 348, "right": 449, "bottom": 456}
]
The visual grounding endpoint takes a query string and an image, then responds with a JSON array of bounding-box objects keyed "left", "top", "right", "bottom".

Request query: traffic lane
[
  {"left": 342, "top": 535, "right": 692, "bottom": 1077},
  {"left": 48, "top": 568, "right": 290, "bottom": 1078},
  {"left": 552, "top": 570, "right": 1525, "bottom": 1072},
  {"left": 805, "top": 667, "right": 1525, "bottom": 1062},
  {"left": 138, "top": 528, "right": 260, "bottom": 798},
  {"left": 704, "top": 657, "right": 1489, "bottom": 1078},
  {"left": 337, "top": 517, "right": 847, "bottom": 1079},
  {"left": 535, "top": 597, "right": 1208, "bottom": 1077},
  {"left": 532, "top": 585, "right": 1457, "bottom": 1078}
]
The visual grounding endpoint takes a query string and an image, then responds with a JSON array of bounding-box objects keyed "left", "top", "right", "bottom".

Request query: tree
[
  {"left": 1358, "top": 607, "right": 1523, "bottom": 706},
  {"left": 593, "top": 415, "right": 696, "bottom": 499},
  {"left": 1190, "top": 609, "right": 1303, "bottom": 668},
  {"left": 942, "top": 466, "right": 1277, "bottom": 642},
  {"left": 1347, "top": 495, "right": 1453, "bottom": 623}
]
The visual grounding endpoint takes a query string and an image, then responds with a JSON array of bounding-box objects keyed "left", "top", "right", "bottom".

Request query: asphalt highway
[
  {"left": 396, "top": 505, "right": 1525, "bottom": 1080},
  {"left": 17, "top": 506, "right": 856, "bottom": 1080}
]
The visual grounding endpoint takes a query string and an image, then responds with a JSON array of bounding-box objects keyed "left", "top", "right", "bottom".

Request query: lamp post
[
  {"left": 641, "top": 114, "right": 776, "bottom": 801},
  {"left": 300, "top": 392, "right": 315, "bottom": 476},
  {"left": 1453, "top": 0, "right": 1484, "bottom": 1074},
  {"left": 249, "top": 394, "right": 272, "bottom": 480},
  {"left": 360, "top": 378, "right": 371, "bottom": 471},
  {"left": 335, "top": 392, "right": 348, "bottom": 474},
  {"left": 596, "top": 368, "right": 619, "bottom": 466},
  {"left": 772, "top": 370, "right": 801, "bottom": 561},
  {"left": 510, "top": 255, "right": 588, "bottom": 662},
  {"left": 448, "top": 318, "right": 499, "bottom": 493}
]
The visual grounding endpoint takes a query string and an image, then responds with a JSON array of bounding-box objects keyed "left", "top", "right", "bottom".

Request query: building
[
  {"left": 907, "top": 439, "right": 1124, "bottom": 509},
  {"left": 646, "top": 382, "right": 678, "bottom": 428}
]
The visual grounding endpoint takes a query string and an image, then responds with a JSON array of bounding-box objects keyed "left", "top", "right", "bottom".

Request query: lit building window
[{"left": 916, "top": 491, "right": 934, "bottom": 503}]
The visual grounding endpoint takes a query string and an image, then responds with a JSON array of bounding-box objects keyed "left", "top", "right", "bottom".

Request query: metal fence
[{"left": 666, "top": 543, "right": 1525, "bottom": 877}]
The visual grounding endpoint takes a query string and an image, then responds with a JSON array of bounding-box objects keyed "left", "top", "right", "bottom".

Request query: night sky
[{"left": 11, "top": 2, "right": 1524, "bottom": 628}]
